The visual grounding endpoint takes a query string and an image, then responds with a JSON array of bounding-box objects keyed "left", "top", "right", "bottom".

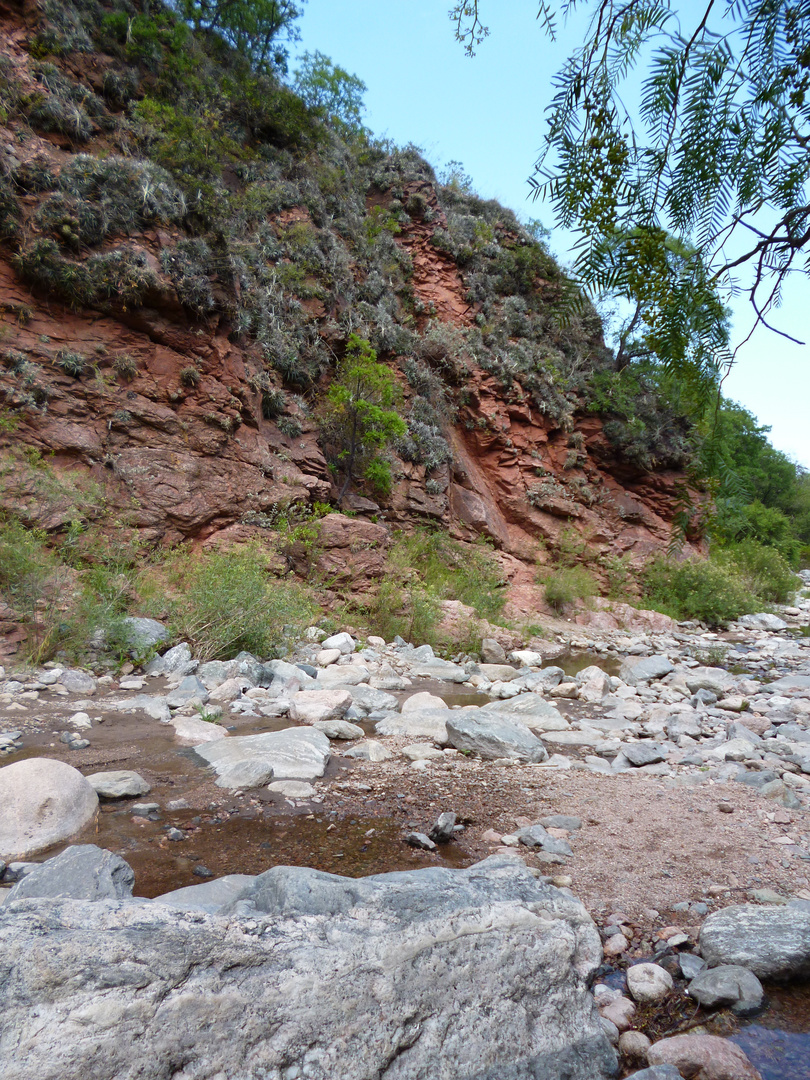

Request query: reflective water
[{"left": 730, "top": 982, "right": 810, "bottom": 1080}]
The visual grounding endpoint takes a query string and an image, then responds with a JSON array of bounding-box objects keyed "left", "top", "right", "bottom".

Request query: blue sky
[{"left": 294, "top": 0, "right": 808, "bottom": 468}]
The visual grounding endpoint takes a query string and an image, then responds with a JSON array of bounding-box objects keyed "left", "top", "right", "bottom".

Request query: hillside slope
[{"left": 0, "top": 0, "right": 702, "bottom": 612}]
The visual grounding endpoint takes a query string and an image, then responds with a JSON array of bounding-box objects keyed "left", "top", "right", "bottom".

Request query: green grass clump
[
  {"left": 171, "top": 543, "right": 315, "bottom": 661},
  {"left": 112, "top": 354, "right": 138, "bottom": 380},
  {"left": 0, "top": 520, "right": 67, "bottom": 663},
  {"left": 55, "top": 349, "right": 87, "bottom": 377},
  {"left": 543, "top": 567, "right": 598, "bottom": 613},
  {"left": 643, "top": 540, "right": 799, "bottom": 627}
]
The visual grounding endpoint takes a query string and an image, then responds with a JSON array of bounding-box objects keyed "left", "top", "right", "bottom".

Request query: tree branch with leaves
[{"left": 451, "top": 0, "right": 810, "bottom": 370}]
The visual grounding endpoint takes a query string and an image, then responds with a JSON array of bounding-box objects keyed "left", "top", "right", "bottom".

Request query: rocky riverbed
[{"left": 2, "top": 573, "right": 810, "bottom": 1078}]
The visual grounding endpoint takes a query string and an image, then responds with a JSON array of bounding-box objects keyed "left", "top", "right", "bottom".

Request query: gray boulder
[
  {"left": 153, "top": 874, "right": 255, "bottom": 913},
  {"left": 8, "top": 845, "right": 134, "bottom": 902},
  {"left": 446, "top": 711, "right": 549, "bottom": 762},
  {"left": 480, "top": 694, "right": 568, "bottom": 732},
  {"left": 194, "top": 727, "right": 331, "bottom": 783},
  {"left": 121, "top": 617, "right": 169, "bottom": 653},
  {"left": 619, "top": 655, "right": 674, "bottom": 686},
  {"left": 683, "top": 667, "right": 737, "bottom": 696},
  {"left": 321, "top": 631, "right": 355, "bottom": 653},
  {"left": 120, "top": 694, "right": 171, "bottom": 724},
  {"left": 687, "top": 964, "right": 763, "bottom": 1014},
  {"left": 57, "top": 669, "right": 97, "bottom": 695},
  {"left": 480, "top": 637, "right": 506, "bottom": 663},
  {"left": 144, "top": 642, "right": 195, "bottom": 677},
  {"left": 517, "top": 667, "right": 566, "bottom": 693},
  {"left": 375, "top": 709, "right": 450, "bottom": 743},
  {"left": 289, "top": 688, "right": 352, "bottom": 724},
  {"left": 262, "top": 659, "right": 317, "bottom": 688},
  {"left": 699, "top": 903, "right": 810, "bottom": 979},
  {"left": 411, "top": 660, "right": 469, "bottom": 682},
  {"left": 165, "top": 675, "right": 208, "bottom": 709},
  {"left": 341, "top": 683, "right": 398, "bottom": 713},
  {"left": 87, "top": 771, "right": 151, "bottom": 799},
  {"left": 214, "top": 760, "right": 275, "bottom": 790},
  {"left": 739, "top": 612, "right": 788, "bottom": 631},
  {"left": 625, "top": 1068, "right": 683, "bottom": 1080},
  {"left": 0, "top": 855, "right": 616, "bottom": 1080},
  {"left": 518, "top": 825, "right": 573, "bottom": 857},
  {"left": 622, "top": 743, "right": 668, "bottom": 767},
  {"left": 311, "top": 719, "right": 364, "bottom": 740},
  {"left": 765, "top": 674, "right": 810, "bottom": 692},
  {"left": 0, "top": 758, "right": 98, "bottom": 859}
]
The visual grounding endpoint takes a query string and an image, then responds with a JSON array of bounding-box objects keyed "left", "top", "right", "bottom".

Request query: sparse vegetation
[
  {"left": 543, "top": 567, "right": 598, "bottom": 614},
  {"left": 170, "top": 543, "right": 315, "bottom": 661}
]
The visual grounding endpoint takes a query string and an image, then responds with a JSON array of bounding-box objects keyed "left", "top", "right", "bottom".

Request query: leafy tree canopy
[
  {"left": 176, "top": 0, "right": 304, "bottom": 71},
  {"left": 451, "top": 1, "right": 809, "bottom": 376},
  {"left": 319, "top": 335, "right": 407, "bottom": 500},
  {"left": 292, "top": 50, "right": 367, "bottom": 135}
]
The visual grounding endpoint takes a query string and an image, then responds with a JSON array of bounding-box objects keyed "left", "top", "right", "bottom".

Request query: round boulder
[
  {"left": 647, "top": 1034, "right": 762, "bottom": 1080},
  {"left": 87, "top": 771, "right": 151, "bottom": 799},
  {"left": 0, "top": 758, "right": 99, "bottom": 858},
  {"left": 626, "top": 962, "right": 674, "bottom": 1004}
]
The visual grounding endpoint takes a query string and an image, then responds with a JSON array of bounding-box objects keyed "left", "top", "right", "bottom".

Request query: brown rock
[{"left": 647, "top": 1034, "right": 763, "bottom": 1080}]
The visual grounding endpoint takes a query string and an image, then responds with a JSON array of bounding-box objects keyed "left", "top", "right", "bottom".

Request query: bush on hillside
[
  {"left": 718, "top": 540, "right": 799, "bottom": 604},
  {"left": 543, "top": 567, "right": 598, "bottom": 613},
  {"left": 642, "top": 555, "right": 757, "bottom": 626},
  {"left": 172, "top": 544, "right": 314, "bottom": 660}
]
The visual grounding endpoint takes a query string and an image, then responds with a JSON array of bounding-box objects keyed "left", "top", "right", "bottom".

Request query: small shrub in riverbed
[
  {"left": 543, "top": 567, "right": 598, "bottom": 613},
  {"left": 642, "top": 555, "right": 756, "bottom": 626},
  {"left": 170, "top": 544, "right": 315, "bottom": 661},
  {"left": 718, "top": 539, "right": 799, "bottom": 604}
]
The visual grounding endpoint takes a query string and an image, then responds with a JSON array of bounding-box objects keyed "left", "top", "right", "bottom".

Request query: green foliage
[
  {"left": 112, "top": 354, "right": 138, "bottom": 381},
  {"left": 704, "top": 401, "right": 810, "bottom": 557},
  {"left": 171, "top": 543, "right": 314, "bottom": 660},
  {"left": 360, "top": 528, "right": 506, "bottom": 649},
  {"left": 178, "top": 0, "right": 303, "bottom": 72},
  {"left": 642, "top": 554, "right": 758, "bottom": 627},
  {"left": 514, "top": 0, "right": 809, "bottom": 350},
  {"left": 40, "top": 155, "right": 187, "bottom": 248},
  {"left": 0, "top": 174, "right": 21, "bottom": 241},
  {"left": 292, "top": 51, "right": 367, "bottom": 135},
  {"left": 13, "top": 240, "right": 159, "bottom": 310},
  {"left": 717, "top": 540, "right": 799, "bottom": 605},
  {"left": 543, "top": 567, "right": 597, "bottom": 613},
  {"left": 0, "top": 520, "right": 67, "bottom": 663},
  {"left": 180, "top": 366, "right": 201, "bottom": 387},
  {"left": 363, "top": 456, "right": 393, "bottom": 498},
  {"left": 55, "top": 349, "right": 88, "bottom": 378},
  {"left": 319, "top": 334, "right": 407, "bottom": 499}
]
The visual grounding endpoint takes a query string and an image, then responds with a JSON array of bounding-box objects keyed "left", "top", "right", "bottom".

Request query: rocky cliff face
[{"left": 0, "top": 0, "right": 701, "bottom": 611}]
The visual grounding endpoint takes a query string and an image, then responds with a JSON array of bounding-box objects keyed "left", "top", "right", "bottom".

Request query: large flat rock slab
[
  {"left": 446, "top": 711, "right": 549, "bottom": 762},
  {"left": 698, "top": 903, "right": 810, "bottom": 979},
  {"left": 193, "top": 727, "right": 331, "bottom": 783},
  {"left": 0, "top": 856, "right": 616, "bottom": 1080},
  {"left": 480, "top": 695, "right": 568, "bottom": 732}
]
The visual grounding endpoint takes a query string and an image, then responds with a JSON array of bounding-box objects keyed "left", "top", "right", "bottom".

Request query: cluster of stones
[
  {"left": 2, "top": 579, "right": 810, "bottom": 860},
  {"left": 593, "top": 894, "right": 810, "bottom": 1078}
]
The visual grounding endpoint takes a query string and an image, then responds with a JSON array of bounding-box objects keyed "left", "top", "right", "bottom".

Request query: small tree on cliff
[{"left": 319, "top": 335, "right": 406, "bottom": 501}]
